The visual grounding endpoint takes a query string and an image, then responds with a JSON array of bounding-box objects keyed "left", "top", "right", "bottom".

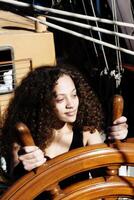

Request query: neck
[{"left": 53, "top": 123, "right": 72, "bottom": 136}]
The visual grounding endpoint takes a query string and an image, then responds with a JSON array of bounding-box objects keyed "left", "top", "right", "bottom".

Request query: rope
[
  {"left": 81, "top": 0, "right": 99, "bottom": 58},
  {"left": 1, "top": 0, "right": 134, "bottom": 29},
  {"left": 90, "top": 0, "right": 109, "bottom": 73},
  {"left": 47, "top": 16, "right": 134, "bottom": 41},
  {"left": 111, "top": 0, "right": 123, "bottom": 88},
  {"left": 26, "top": 16, "right": 134, "bottom": 56},
  {"left": 112, "top": 0, "right": 123, "bottom": 70}
]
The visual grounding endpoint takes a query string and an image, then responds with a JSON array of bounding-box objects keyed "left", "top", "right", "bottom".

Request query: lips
[{"left": 65, "top": 110, "right": 76, "bottom": 116}]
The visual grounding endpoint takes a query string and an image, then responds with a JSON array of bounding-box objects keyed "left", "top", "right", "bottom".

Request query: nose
[{"left": 65, "top": 98, "right": 74, "bottom": 109}]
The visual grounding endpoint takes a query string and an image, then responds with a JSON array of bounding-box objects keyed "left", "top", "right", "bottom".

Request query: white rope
[
  {"left": 47, "top": 16, "right": 134, "bottom": 42},
  {"left": 27, "top": 16, "right": 134, "bottom": 56},
  {"left": 112, "top": 0, "right": 120, "bottom": 66},
  {"left": 81, "top": 0, "right": 99, "bottom": 58},
  {"left": 115, "top": 0, "right": 123, "bottom": 70},
  {"left": 90, "top": 0, "right": 109, "bottom": 73},
  {"left": 1, "top": 0, "right": 134, "bottom": 29},
  {"left": 112, "top": 0, "right": 122, "bottom": 88}
]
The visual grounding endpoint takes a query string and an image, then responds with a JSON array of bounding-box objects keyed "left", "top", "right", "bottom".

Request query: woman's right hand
[
  {"left": 19, "top": 146, "right": 47, "bottom": 171},
  {"left": 108, "top": 116, "right": 128, "bottom": 140}
]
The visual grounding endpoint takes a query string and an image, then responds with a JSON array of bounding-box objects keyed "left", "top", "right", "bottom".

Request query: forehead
[{"left": 54, "top": 74, "right": 76, "bottom": 94}]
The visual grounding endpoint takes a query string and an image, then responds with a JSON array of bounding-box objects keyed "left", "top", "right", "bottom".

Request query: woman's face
[{"left": 52, "top": 74, "right": 79, "bottom": 123}]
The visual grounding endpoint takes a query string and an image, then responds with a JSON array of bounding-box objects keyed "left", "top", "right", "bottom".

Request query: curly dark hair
[{"left": 1, "top": 64, "right": 104, "bottom": 168}]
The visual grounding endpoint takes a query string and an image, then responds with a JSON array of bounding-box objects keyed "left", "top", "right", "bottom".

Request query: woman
[{"left": 1, "top": 64, "right": 127, "bottom": 180}]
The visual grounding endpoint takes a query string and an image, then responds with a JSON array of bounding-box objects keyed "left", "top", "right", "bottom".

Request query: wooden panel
[{"left": 0, "top": 10, "right": 56, "bottom": 120}]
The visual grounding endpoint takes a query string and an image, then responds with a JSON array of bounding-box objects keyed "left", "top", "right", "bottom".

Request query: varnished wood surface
[
  {"left": 1, "top": 141, "right": 134, "bottom": 199},
  {"left": 112, "top": 95, "right": 124, "bottom": 122}
]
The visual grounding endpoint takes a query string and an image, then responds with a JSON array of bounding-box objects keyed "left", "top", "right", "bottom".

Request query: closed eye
[{"left": 56, "top": 98, "right": 64, "bottom": 103}]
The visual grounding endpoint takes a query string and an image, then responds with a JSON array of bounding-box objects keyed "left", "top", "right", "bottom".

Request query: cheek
[{"left": 53, "top": 103, "right": 65, "bottom": 116}]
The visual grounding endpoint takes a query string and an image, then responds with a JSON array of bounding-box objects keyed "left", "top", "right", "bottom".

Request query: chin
[{"left": 67, "top": 116, "right": 76, "bottom": 123}]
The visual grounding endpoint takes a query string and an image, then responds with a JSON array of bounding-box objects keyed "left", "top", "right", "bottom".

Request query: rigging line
[
  {"left": 47, "top": 15, "right": 134, "bottom": 41},
  {"left": 116, "top": 1, "right": 123, "bottom": 73},
  {"left": 112, "top": 0, "right": 119, "bottom": 63},
  {"left": 81, "top": 0, "right": 99, "bottom": 58},
  {"left": 108, "top": 0, "right": 134, "bottom": 51},
  {"left": 112, "top": 0, "right": 122, "bottom": 73},
  {"left": 27, "top": 15, "right": 134, "bottom": 56},
  {"left": 115, "top": 0, "right": 123, "bottom": 72},
  {"left": 118, "top": 1, "right": 133, "bottom": 49},
  {"left": 69, "top": 0, "right": 76, "bottom": 13},
  {"left": 90, "top": 0, "right": 109, "bottom": 73},
  {"left": 129, "top": 1, "right": 134, "bottom": 49},
  {"left": 112, "top": 0, "right": 122, "bottom": 89},
  {"left": 2, "top": 3, "right": 134, "bottom": 42},
  {"left": 51, "top": 0, "right": 54, "bottom": 8},
  {"left": 126, "top": 0, "right": 134, "bottom": 50},
  {"left": 1, "top": 0, "right": 134, "bottom": 29}
]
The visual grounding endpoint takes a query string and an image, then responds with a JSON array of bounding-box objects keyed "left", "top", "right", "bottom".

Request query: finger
[
  {"left": 19, "top": 152, "right": 35, "bottom": 160},
  {"left": 19, "top": 146, "right": 39, "bottom": 156},
  {"left": 113, "top": 116, "right": 127, "bottom": 125},
  {"left": 23, "top": 155, "right": 46, "bottom": 165},
  {"left": 23, "top": 158, "right": 46, "bottom": 171},
  {"left": 19, "top": 149, "right": 44, "bottom": 161},
  {"left": 20, "top": 151, "right": 45, "bottom": 163},
  {"left": 109, "top": 129, "right": 128, "bottom": 140},
  {"left": 108, "top": 135, "right": 125, "bottom": 140},
  {"left": 23, "top": 146, "right": 39, "bottom": 153},
  {"left": 109, "top": 123, "right": 128, "bottom": 132}
]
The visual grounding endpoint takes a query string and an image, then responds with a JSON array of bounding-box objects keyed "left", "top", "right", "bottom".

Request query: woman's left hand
[{"left": 108, "top": 116, "right": 128, "bottom": 140}]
